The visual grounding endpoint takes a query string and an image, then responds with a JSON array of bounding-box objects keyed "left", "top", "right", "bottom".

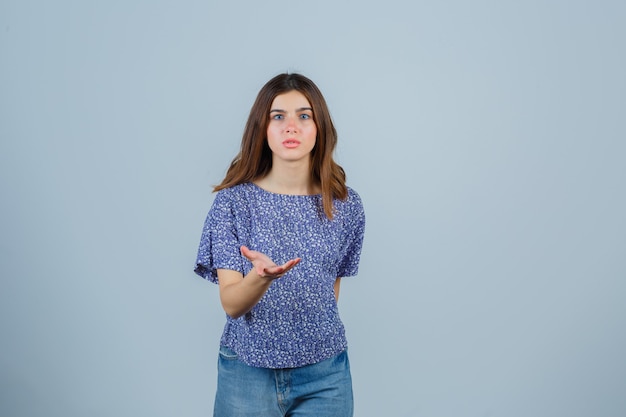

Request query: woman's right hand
[{"left": 240, "top": 246, "right": 301, "bottom": 280}]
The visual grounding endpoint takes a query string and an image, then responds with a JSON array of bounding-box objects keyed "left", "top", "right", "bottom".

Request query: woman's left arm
[{"left": 334, "top": 278, "right": 341, "bottom": 302}]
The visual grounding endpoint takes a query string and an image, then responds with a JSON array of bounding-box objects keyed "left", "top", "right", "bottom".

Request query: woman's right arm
[{"left": 217, "top": 246, "right": 300, "bottom": 319}]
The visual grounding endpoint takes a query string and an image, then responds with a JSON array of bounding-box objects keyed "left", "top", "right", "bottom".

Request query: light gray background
[{"left": 1, "top": 1, "right": 625, "bottom": 416}]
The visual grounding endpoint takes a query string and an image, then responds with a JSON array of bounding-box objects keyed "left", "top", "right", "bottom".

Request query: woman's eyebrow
[{"left": 269, "top": 107, "right": 313, "bottom": 113}]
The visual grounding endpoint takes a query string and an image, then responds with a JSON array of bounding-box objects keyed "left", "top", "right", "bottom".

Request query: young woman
[{"left": 194, "top": 73, "right": 365, "bottom": 417}]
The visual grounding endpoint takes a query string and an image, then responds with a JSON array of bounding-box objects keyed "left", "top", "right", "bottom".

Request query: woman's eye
[
  {"left": 272, "top": 114, "right": 284, "bottom": 120},
  {"left": 299, "top": 114, "right": 311, "bottom": 120}
]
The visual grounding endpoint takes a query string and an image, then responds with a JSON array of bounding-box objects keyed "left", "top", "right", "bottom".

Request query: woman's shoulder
[
  {"left": 346, "top": 186, "right": 361, "bottom": 200},
  {"left": 344, "top": 186, "right": 363, "bottom": 206},
  {"left": 335, "top": 186, "right": 364, "bottom": 215},
  {"left": 210, "top": 183, "right": 255, "bottom": 211},
  {"left": 215, "top": 182, "right": 254, "bottom": 199}
]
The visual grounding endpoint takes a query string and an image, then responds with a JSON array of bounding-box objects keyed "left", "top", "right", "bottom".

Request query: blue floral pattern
[{"left": 195, "top": 183, "right": 365, "bottom": 368}]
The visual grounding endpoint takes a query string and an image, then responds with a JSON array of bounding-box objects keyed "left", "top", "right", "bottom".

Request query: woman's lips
[{"left": 282, "top": 139, "right": 301, "bottom": 148}]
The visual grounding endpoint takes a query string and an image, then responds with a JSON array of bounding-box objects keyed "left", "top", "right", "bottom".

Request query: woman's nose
[{"left": 284, "top": 117, "right": 298, "bottom": 133}]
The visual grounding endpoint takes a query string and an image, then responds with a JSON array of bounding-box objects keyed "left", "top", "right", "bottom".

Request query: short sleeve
[
  {"left": 336, "top": 189, "right": 366, "bottom": 278},
  {"left": 194, "top": 190, "right": 247, "bottom": 283}
]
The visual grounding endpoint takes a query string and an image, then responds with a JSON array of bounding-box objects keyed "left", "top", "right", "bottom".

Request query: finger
[
  {"left": 241, "top": 246, "right": 263, "bottom": 263},
  {"left": 265, "top": 260, "right": 299, "bottom": 277},
  {"left": 282, "top": 258, "right": 301, "bottom": 269},
  {"left": 263, "top": 265, "right": 284, "bottom": 275}
]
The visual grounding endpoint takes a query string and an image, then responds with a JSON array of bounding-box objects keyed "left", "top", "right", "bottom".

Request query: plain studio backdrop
[{"left": 1, "top": 1, "right": 625, "bottom": 416}]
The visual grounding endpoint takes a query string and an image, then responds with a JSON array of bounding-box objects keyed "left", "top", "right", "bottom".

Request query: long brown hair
[{"left": 214, "top": 73, "right": 348, "bottom": 219}]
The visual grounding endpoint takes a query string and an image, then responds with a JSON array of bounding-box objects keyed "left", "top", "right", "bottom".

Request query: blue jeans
[{"left": 213, "top": 346, "right": 354, "bottom": 417}]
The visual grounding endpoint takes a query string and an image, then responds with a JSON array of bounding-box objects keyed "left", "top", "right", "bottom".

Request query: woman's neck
[{"left": 255, "top": 163, "right": 319, "bottom": 195}]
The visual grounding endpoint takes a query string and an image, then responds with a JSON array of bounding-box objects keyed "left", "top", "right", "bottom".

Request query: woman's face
[{"left": 266, "top": 90, "right": 317, "bottom": 164}]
